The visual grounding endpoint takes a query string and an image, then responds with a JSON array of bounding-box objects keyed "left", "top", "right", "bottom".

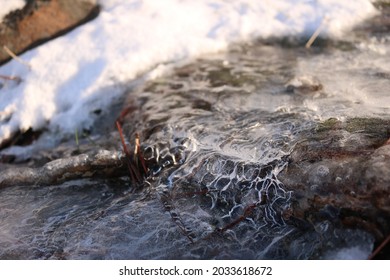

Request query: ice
[
  {"left": 0, "top": 0, "right": 378, "bottom": 147},
  {"left": 323, "top": 246, "right": 372, "bottom": 260}
]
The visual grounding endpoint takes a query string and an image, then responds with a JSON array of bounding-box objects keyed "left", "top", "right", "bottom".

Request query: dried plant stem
[
  {"left": 218, "top": 203, "right": 257, "bottom": 233},
  {"left": 116, "top": 121, "right": 131, "bottom": 158},
  {"left": 0, "top": 74, "right": 21, "bottom": 81},
  {"left": 115, "top": 121, "right": 148, "bottom": 186},
  {"left": 74, "top": 128, "right": 79, "bottom": 147},
  {"left": 3, "top": 45, "right": 31, "bottom": 68},
  {"left": 368, "top": 234, "right": 390, "bottom": 260},
  {"left": 305, "top": 17, "right": 328, "bottom": 49},
  {"left": 134, "top": 132, "right": 148, "bottom": 174}
]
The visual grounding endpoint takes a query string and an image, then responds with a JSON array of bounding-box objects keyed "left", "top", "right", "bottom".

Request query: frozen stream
[{"left": 0, "top": 4, "right": 389, "bottom": 259}]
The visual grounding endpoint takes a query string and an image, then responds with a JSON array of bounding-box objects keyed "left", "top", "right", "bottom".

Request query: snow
[
  {"left": 0, "top": 0, "right": 378, "bottom": 147},
  {"left": 0, "top": 0, "right": 24, "bottom": 20},
  {"left": 323, "top": 246, "right": 372, "bottom": 260}
]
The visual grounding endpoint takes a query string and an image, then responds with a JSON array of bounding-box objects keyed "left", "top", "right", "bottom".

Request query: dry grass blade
[
  {"left": 116, "top": 121, "right": 149, "bottom": 187},
  {"left": 2, "top": 45, "right": 31, "bottom": 68},
  {"left": 305, "top": 16, "right": 328, "bottom": 49},
  {"left": 0, "top": 74, "right": 21, "bottom": 81},
  {"left": 116, "top": 121, "right": 131, "bottom": 158},
  {"left": 368, "top": 234, "right": 390, "bottom": 260}
]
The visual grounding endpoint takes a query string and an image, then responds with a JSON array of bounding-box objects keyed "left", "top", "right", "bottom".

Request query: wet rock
[
  {"left": 207, "top": 66, "right": 253, "bottom": 88},
  {"left": 0, "top": 149, "right": 126, "bottom": 188},
  {"left": 0, "top": 128, "right": 42, "bottom": 151},
  {"left": 1, "top": 27, "right": 389, "bottom": 258},
  {"left": 279, "top": 117, "right": 390, "bottom": 243},
  {"left": 0, "top": 0, "right": 100, "bottom": 65},
  {"left": 360, "top": 1, "right": 390, "bottom": 36},
  {"left": 285, "top": 75, "right": 323, "bottom": 94}
]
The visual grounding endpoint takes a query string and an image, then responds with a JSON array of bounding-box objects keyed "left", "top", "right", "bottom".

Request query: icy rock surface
[{"left": 1, "top": 4, "right": 390, "bottom": 259}]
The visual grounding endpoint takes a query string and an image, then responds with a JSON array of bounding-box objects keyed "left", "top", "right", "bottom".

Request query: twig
[
  {"left": 2, "top": 45, "right": 31, "bottom": 69},
  {"left": 305, "top": 16, "right": 328, "bottom": 49},
  {"left": 116, "top": 121, "right": 130, "bottom": 158},
  {"left": 74, "top": 128, "right": 79, "bottom": 147},
  {"left": 116, "top": 121, "right": 148, "bottom": 186},
  {"left": 368, "top": 234, "right": 390, "bottom": 260},
  {"left": 219, "top": 203, "right": 257, "bottom": 233},
  {"left": 0, "top": 74, "right": 21, "bottom": 82}
]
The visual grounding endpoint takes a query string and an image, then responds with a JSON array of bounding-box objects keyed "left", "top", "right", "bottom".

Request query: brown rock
[
  {"left": 279, "top": 118, "right": 390, "bottom": 241},
  {"left": 0, "top": 0, "right": 100, "bottom": 66}
]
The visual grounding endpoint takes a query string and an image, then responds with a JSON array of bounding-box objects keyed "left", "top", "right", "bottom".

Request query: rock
[
  {"left": 0, "top": 0, "right": 100, "bottom": 66},
  {"left": 285, "top": 75, "right": 323, "bottom": 94},
  {"left": 279, "top": 117, "right": 390, "bottom": 242}
]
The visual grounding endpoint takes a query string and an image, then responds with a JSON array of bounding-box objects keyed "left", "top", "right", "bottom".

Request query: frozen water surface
[
  {"left": 0, "top": 1, "right": 388, "bottom": 259},
  {"left": 0, "top": 0, "right": 377, "bottom": 145}
]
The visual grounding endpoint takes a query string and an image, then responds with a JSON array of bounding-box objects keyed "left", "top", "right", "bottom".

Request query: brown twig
[
  {"left": 305, "top": 17, "right": 328, "bottom": 49},
  {"left": 3, "top": 45, "right": 31, "bottom": 68},
  {"left": 116, "top": 121, "right": 130, "bottom": 158},
  {"left": 0, "top": 74, "right": 21, "bottom": 81},
  {"left": 368, "top": 234, "right": 390, "bottom": 260},
  {"left": 218, "top": 203, "right": 257, "bottom": 233},
  {"left": 159, "top": 190, "right": 195, "bottom": 244},
  {"left": 116, "top": 106, "right": 136, "bottom": 125},
  {"left": 116, "top": 121, "right": 149, "bottom": 186}
]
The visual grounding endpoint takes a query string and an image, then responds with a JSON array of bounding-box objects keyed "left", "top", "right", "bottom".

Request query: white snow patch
[
  {"left": 323, "top": 246, "right": 371, "bottom": 260},
  {"left": 0, "top": 0, "right": 378, "bottom": 145},
  {"left": 0, "top": 0, "right": 25, "bottom": 20}
]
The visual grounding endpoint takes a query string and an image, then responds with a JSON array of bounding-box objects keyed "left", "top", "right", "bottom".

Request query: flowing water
[{"left": 0, "top": 6, "right": 389, "bottom": 259}]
